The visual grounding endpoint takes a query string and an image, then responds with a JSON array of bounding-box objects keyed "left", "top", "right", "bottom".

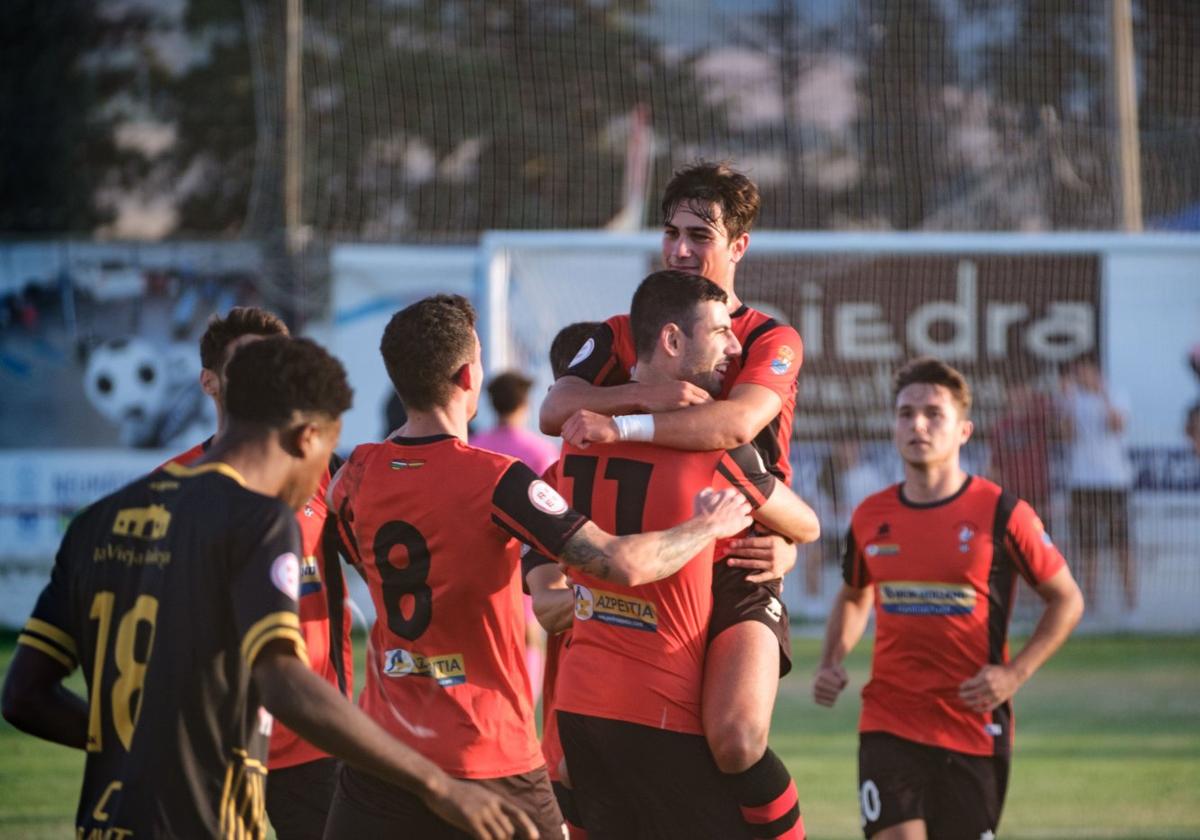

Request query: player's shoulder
[
  {"left": 732, "top": 305, "right": 801, "bottom": 342},
  {"left": 851, "top": 483, "right": 903, "bottom": 523}
]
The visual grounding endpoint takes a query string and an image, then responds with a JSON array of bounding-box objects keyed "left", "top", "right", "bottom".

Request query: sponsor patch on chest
[
  {"left": 878, "top": 581, "right": 976, "bottom": 615},
  {"left": 573, "top": 584, "right": 658, "bottom": 632},
  {"left": 382, "top": 648, "right": 468, "bottom": 686}
]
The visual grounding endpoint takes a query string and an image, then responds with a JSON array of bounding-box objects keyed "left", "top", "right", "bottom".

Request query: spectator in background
[
  {"left": 813, "top": 440, "right": 890, "bottom": 598},
  {"left": 988, "top": 378, "right": 1063, "bottom": 517},
  {"left": 1062, "top": 357, "right": 1136, "bottom": 612},
  {"left": 473, "top": 371, "right": 559, "bottom": 476},
  {"left": 471, "top": 370, "right": 560, "bottom": 703},
  {"left": 1186, "top": 403, "right": 1200, "bottom": 458}
]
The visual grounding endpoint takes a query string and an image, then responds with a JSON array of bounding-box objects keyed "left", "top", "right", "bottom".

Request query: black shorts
[
  {"left": 557, "top": 710, "right": 750, "bottom": 840},
  {"left": 858, "top": 732, "right": 1009, "bottom": 840},
  {"left": 709, "top": 558, "right": 793, "bottom": 677},
  {"left": 1070, "top": 488, "right": 1130, "bottom": 552},
  {"left": 266, "top": 757, "right": 338, "bottom": 840},
  {"left": 322, "top": 762, "right": 563, "bottom": 840}
]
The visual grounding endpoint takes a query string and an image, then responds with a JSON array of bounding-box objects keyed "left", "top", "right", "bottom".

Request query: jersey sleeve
[
  {"left": 18, "top": 527, "right": 82, "bottom": 671},
  {"left": 842, "top": 524, "right": 870, "bottom": 588},
  {"left": 327, "top": 452, "right": 365, "bottom": 567},
  {"left": 735, "top": 322, "right": 803, "bottom": 401},
  {"left": 491, "top": 461, "right": 589, "bottom": 558},
  {"left": 713, "top": 444, "right": 777, "bottom": 509},
  {"left": 1003, "top": 499, "right": 1067, "bottom": 586},
  {"left": 564, "top": 316, "right": 635, "bottom": 386},
  {"left": 231, "top": 505, "right": 310, "bottom": 668}
]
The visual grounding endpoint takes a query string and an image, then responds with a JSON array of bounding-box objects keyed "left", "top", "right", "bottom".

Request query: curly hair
[
  {"left": 630, "top": 270, "right": 728, "bottom": 359},
  {"left": 380, "top": 294, "right": 477, "bottom": 411},
  {"left": 486, "top": 371, "right": 533, "bottom": 417},
  {"left": 661, "top": 161, "right": 761, "bottom": 241},
  {"left": 199, "top": 307, "right": 289, "bottom": 372},
  {"left": 224, "top": 336, "right": 353, "bottom": 427},
  {"left": 892, "top": 356, "right": 973, "bottom": 418}
]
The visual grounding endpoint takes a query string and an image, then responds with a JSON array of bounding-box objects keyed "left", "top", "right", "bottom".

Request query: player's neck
[
  {"left": 717, "top": 273, "right": 742, "bottom": 310},
  {"left": 902, "top": 460, "right": 968, "bottom": 504},
  {"left": 398, "top": 405, "right": 468, "bottom": 442},
  {"left": 201, "top": 432, "right": 293, "bottom": 500}
]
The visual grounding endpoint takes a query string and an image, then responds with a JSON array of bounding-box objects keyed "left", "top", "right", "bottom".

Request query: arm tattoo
[{"left": 559, "top": 529, "right": 613, "bottom": 580}]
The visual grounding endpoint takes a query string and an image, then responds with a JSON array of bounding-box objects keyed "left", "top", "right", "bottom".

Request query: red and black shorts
[
  {"left": 557, "top": 710, "right": 748, "bottom": 839},
  {"left": 265, "top": 756, "right": 338, "bottom": 840},
  {"left": 709, "top": 558, "right": 793, "bottom": 677},
  {"left": 858, "top": 731, "right": 1010, "bottom": 839},
  {"left": 322, "top": 762, "right": 563, "bottom": 839}
]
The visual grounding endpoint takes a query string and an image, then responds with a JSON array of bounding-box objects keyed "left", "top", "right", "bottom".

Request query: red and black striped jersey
[
  {"left": 843, "top": 475, "right": 1066, "bottom": 756},
  {"left": 329, "top": 434, "right": 587, "bottom": 779},
  {"left": 551, "top": 441, "right": 775, "bottom": 734},
  {"left": 564, "top": 306, "right": 802, "bottom": 483}
]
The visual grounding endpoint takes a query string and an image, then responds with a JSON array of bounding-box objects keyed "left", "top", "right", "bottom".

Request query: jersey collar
[
  {"left": 388, "top": 433, "right": 457, "bottom": 446},
  {"left": 898, "top": 474, "right": 973, "bottom": 509}
]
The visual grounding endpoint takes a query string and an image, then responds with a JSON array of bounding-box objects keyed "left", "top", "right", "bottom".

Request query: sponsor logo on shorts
[
  {"left": 270, "top": 552, "right": 300, "bottom": 601},
  {"left": 764, "top": 596, "right": 784, "bottom": 623},
  {"left": 529, "top": 480, "right": 569, "bottom": 515},
  {"left": 390, "top": 459, "right": 426, "bottom": 470},
  {"left": 770, "top": 345, "right": 795, "bottom": 375},
  {"left": 573, "top": 584, "right": 657, "bottom": 631},
  {"left": 984, "top": 722, "right": 1003, "bottom": 736},
  {"left": 257, "top": 706, "right": 274, "bottom": 737},
  {"left": 878, "top": 581, "right": 976, "bottom": 615},
  {"left": 299, "top": 555, "right": 322, "bottom": 596},
  {"left": 865, "top": 542, "right": 900, "bottom": 557},
  {"left": 569, "top": 337, "right": 595, "bottom": 369},
  {"left": 383, "top": 648, "right": 468, "bottom": 686}
]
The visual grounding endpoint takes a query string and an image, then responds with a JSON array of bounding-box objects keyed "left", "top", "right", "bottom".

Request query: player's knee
[{"left": 707, "top": 722, "right": 768, "bottom": 774}]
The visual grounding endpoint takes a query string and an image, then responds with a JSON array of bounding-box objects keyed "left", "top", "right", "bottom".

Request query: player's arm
[
  {"left": 958, "top": 565, "right": 1084, "bottom": 713},
  {"left": 525, "top": 560, "right": 574, "bottom": 635},
  {"left": 253, "top": 642, "right": 537, "bottom": 840},
  {"left": 556, "top": 488, "right": 752, "bottom": 587},
  {"left": 540, "top": 375, "right": 712, "bottom": 435},
  {"left": 1, "top": 645, "right": 87, "bottom": 750},
  {"left": 812, "top": 582, "right": 873, "bottom": 708}
]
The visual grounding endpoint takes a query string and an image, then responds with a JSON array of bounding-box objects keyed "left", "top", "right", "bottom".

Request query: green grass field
[{"left": 1, "top": 632, "right": 1197, "bottom": 839}]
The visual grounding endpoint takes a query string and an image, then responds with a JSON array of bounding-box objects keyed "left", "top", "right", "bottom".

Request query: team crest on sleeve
[
  {"left": 270, "top": 552, "right": 301, "bottom": 601},
  {"left": 770, "top": 345, "right": 795, "bottom": 375},
  {"left": 529, "top": 480, "right": 568, "bottom": 515},
  {"left": 569, "top": 337, "right": 595, "bottom": 369}
]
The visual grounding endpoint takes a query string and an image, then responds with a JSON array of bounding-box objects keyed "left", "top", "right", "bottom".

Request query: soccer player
[
  {"left": 2, "top": 336, "right": 538, "bottom": 840},
  {"left": 550, "top": 270, "right": 819, "bottom": 839},
  {"left": 813, "top": 357, "right": 1085, "bottom": 840},
  {"left": 162, "top": 306, "right": 353, "bottom": 840},
  {"left": 322, "top": 294, "right": 754, "bottom": 839},
  {"left": 540, "top": 161, "right": 807, "bottom": 838}
]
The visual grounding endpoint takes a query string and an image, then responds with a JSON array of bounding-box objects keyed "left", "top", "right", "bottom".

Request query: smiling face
[
  {"left": 673, "top": 300, "right": 741, "bottom": 396},
  {"left": 893, "top": 383, "right": 973, "bottom": 471},
  {"left": 661, "top": 200, "right": 749, "bottom": 294}
]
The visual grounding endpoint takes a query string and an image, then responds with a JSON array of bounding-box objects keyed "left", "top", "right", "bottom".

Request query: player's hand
[
  {"left": 561, "top": 409, "right": 619, "bottom": 448},
  {"left": 958, "top": 664, "right": 1021, "bottom": 713},
  {"left": 694, "top": 487, "right": 753, "bottom": 539},
  {"left": 812, "top": 663, "right": 849, "bottom": 707},
  {"left": 424, "top": 778, "right": 539, "bottom": 840},
  {"left": 725, "top": 533, "right": 796, "bottom": 583},
  {"left": 639, "top": 380, "right": 713, "bottom": 412}
]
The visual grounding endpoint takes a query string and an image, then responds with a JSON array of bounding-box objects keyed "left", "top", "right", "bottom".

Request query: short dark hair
[
  {"left": 549, "top": 321, "right": 602, "bottom": 380},
  {"left": 380, "top": 294, "right": 476, "bottom": 411},
  {"left": 199, "top": 307, "right": 289, "bottom": 372},
  {"left": 224, "top": 336, "right": 352, "bottom": 427},
  {"left": 630, "top": 270, "right": 728, "bottom": 359},
  {"left": 661, "top": 161, "right": 760, "bottom": 241},
  {"left": 892, "top": 357, "right": 972, "bottom": 417},
  {"left": 487, "top": 371, "right": 533, "bottom": 417}
]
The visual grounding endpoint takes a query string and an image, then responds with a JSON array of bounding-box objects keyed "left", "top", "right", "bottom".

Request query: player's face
[
  {"left": 894, "top": 384, "right": 972, "bottom": 470},
  {"left": 677, "top": 301, "right": 741, "bottom": 397},
  {"left": 661, "top": 201, "right": 749, "bottom": 294},
  {"left": 284, "top": 416, "right": 342, "bottom": 510}
]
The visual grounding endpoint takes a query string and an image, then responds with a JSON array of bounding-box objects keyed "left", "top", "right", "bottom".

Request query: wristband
[{"left": 613, "top": 414, "right": 655, "bottom": 442}]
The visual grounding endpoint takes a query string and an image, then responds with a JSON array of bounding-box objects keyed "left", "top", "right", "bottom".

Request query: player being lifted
[
  {"left": 541, "top": 161, "right": 808, "bottom": 838},
  {"left": 546, "top": 270, "right": 819, "bottom": 839},
  {"left": 322, "top": 294, "right": 755, "bottom": 839},
  {"left": 814, "top": 357, "right": 1084, "bottom": 840},
  {"left": 3, "top": 336, "right": 538, "bottom": 840},
  {"left": 161, "top": 306, "right": 354, "bottom": 840}
]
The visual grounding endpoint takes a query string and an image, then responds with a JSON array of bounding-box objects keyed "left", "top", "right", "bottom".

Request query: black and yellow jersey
[{"left": 17, "top": 461, "right": 308, "bottom": 839}]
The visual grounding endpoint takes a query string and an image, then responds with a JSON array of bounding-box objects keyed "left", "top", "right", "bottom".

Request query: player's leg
[
  {"left": 859, "top": 733, "right": 933, "bottom": 840},
  {"left": 481, "top": 767, "right": 565, "bottom": 839},
  {"left": 924, "top": 748, "right": 1008, "bottom": 840},
  {"left": 1109, "top": 490, "right": 1135, "bottom": 611},
  {"left": 1069, "top": 489, "right": 1097, "bottom": 604},
  {"left": 557, "top": 710, "right": 644, "bottom": 839},
  {"left": 704, "top": 563, "right": 804, "bottom": 839},
  {"left": 265, "top": 757, "right": 338, "bottom": 840}
]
